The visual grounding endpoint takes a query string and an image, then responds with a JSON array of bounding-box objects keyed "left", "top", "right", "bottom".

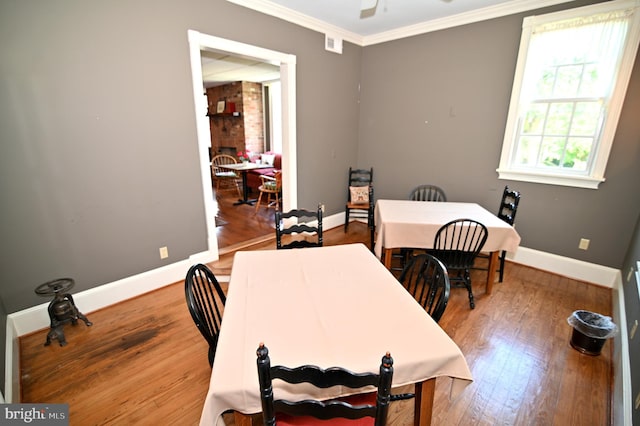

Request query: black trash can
[{"left": 567, "top": 310, "right": 618, "bottom": 356}]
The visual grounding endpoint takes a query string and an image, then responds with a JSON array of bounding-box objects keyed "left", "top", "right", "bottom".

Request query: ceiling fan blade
[{"left": 360, "top": 0, "right": 378, "bottom": 18}]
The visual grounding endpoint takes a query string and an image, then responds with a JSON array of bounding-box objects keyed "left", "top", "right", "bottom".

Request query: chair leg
[
  {"left": 498, "top": 251, "right": 506, "bottom": 282},
  {"left": 344, "top": 208, "right": 350, "bottom": 232},
  {"left": 369, "top": 225, "right": 375, "bottom": 252},
  {"left": 254, "top": 192, "right": 264, "bottom": 213},
  {"left": 463, "top": 270, "right": 475, "bottom": 309}
]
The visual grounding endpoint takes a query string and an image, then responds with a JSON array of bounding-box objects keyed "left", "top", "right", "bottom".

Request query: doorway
[{"left": 187, "top": 30, "right": 298, "bottom": 262}]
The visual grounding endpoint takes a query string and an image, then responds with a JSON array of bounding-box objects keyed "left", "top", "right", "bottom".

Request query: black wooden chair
[
  {"left": 392, "top": 184, "right": 447, "bottom": 270},
  {"left": 256, "top": 343, "right": 393, "bottom": 426},
  {"left": 429, "top": 219, "right": 488, "bottom": 309},
  {"left": 409, "top": 184, "right": 447, "bottom": 202},
  {"left": 276, "top": 205, "right": 323, "bottom": 249},
  {"left": 496, "top": 186, "right": 521, "bottom": 282},
  {"left": 345, "top": 167, "right": 375, "bottom": 250},
  {"left": 474, "top": 186, "right": 522, "bottom": 282},
  {"left": 184, "top": 263, "right": 226, "bottom": 367},
  {"left": 398, "top": 253, "right": 451, "bottom": 323}
]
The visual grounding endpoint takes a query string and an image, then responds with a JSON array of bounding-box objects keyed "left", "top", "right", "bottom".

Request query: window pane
[
  {"left": 555, "top": 64, "right": 582, "bottom": 97},
  {"left": 545, "top": 103, "right": 573, "bottom": 134},
  {"left": 571, "top": 101, "right": 603, "bottom": 136},
  {"left": 514, "top": 136, "right": 541, "bottom": 166},
  {"left": 522, "top": 104, "right": 548, "bottom": 134},
  {"left": 536, "top": 67, "right": 556, "bottom": 97},
  {"left": 564, "top": 137, "right": 593, "bottom": 171},
  {"left": 540, "top": 136, "right": 566, "bottom": 167},
  {"left": 579, "top": 63, "right": 600, "bottom": 96}
]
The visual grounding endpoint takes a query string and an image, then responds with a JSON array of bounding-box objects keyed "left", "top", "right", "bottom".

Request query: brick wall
[{"left": 205, "top": 81, "right": 264, "bottom": 160}]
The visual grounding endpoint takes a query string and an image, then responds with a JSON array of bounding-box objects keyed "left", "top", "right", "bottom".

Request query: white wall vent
[{"left": 325, "top": 34, "right": 343, "bottom": 54}]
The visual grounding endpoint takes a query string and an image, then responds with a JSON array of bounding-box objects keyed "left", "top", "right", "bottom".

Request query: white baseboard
[
  {"left": 508, "top": 246, "right": 618, "bottom": 288},
  {"left": 3, "top": 218, "right": 621, "bottom": 403},
  {"left": 612, "top": 275, "right": 632, "bottom": 426}
]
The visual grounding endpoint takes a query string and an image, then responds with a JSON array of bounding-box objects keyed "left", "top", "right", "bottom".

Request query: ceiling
[
  {"left": 201, "top": 50, "right": 280, "bottom": 88},
  {"left": 203, "top": 0, "right": 577, "bottom": 86}
]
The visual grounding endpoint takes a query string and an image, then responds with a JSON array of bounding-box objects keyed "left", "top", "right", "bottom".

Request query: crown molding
[
  {"left": 227, "top": 0, "right": 578, "bottom": 47},
  {"left": 362, "top": 0, "right": 577, "bottom": 46},
  {"left": 226, "top": 0, "right": 365, "bottom": 45}
]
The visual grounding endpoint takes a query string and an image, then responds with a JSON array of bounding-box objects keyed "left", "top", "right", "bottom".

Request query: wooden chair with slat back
[
  {"left": 256, "top": 343, "right": 393, "bottom": 426},
  {"left": 429, "top": 219, "right": 488, "bottom": 309},
  {"left": 345, "top": 167, "right": 375, "bottom": 251},
  {"left": 211, "top": 154, "right": 242, "bottom": 197},
  {"left": 275, "top": 205, "right": 323, "bottom": 249},
  {"left": 184, "top": 263, "right": 226, "bottom": 367},
  {"left": 398, "top": 253, "right": 451, "bottom": 323},
  {"left": 255, "top": 171, "right": 283, "bottom": 213}
]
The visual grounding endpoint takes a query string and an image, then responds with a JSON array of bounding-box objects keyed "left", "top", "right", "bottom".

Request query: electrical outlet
[
  {"left": 159, "top": 246, "right": 169, "bottom": 259},
  {"left": 631, "top": 320, "right": 638, "bottom": 340},
  {"left": 579, "top": 238, "right": 590, "bottom": 250}
]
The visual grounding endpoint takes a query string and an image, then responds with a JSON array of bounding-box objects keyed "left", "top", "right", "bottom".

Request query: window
[{"left": 497, "top": 0, "right": 640, "bottom": 189}]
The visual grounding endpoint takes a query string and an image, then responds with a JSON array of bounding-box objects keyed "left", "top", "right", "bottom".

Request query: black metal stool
[{"left": 35, "top": 278, "right": 93, "bottom": 346}]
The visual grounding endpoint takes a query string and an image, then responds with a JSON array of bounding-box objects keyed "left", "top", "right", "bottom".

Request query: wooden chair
[
  {"left": 211, "top": 154, "right": 241, "bottom": 197},
  {"left": 345, "top": 167, "right": 375, "bottom": 250},
  {"left": 409, "top": 184, "right": 447, "bottom": 202},
  {"left": 398, "top": 253, "right": 451, "bottom": 323},
  {"left": 255, "top": 171, "right": 282, "bottom": 213},
  {"left": 429, "top": 219, "right": 487, "bottom": 309},
  {"left": 256, "top": 343, "right": 393, "bottom": 426},
  {"left": 474, "top": 186, "right": 522, "bottom": 282},
  {"left": 276, "top": 205, "right": 323, "bottom": 249},
  {"left": 184, "top": 263, "right": 226, "bottom": 367}
]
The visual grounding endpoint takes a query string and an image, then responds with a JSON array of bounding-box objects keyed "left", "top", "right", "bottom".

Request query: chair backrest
[
  {"left": 397, "top": 254, "right": 451, "bottom": 323},
  {"left": 432, "top": 219, "right": 488, "bottom": 270},
  {"left": 275, "top": 205, "right": 323, "bottom": 249},
  {"left": 409, "top": 185, "right": 447, "bottom": 202},
  {"left": 211, "top": 154, "right": 238, "bottom": 174},
  {"left": 261, "top": 171, "right": 283, "bottom": 191},
  {"left": 347, "top": 167, "right": 373, "bottom": 202},
  {"left": 184, "top": 263, "right": 226, "bottom": 366},
  {"left": 256, "top": 343, "right": 393, "bottom": 426},
  {"left": 497, "top": 186, "right": 521, "bottom": 226},
  {"left": 348, "top": 167, "right": 373, "bottom": 186}
]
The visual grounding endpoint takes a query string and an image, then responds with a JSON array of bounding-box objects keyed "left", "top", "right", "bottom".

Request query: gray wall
[
  {"left": 1, "top": 0, "right": 639, "bottom": 407},
  {"left": 0, "top": 0, "right": 362, "bottom": 314},
  {"left": 358, "top": 0, "right": 640, "bottom": 270}
]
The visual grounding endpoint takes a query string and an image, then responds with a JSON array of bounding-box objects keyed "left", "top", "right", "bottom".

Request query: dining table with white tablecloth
[
  {"left": 374, "top": 200, "right": 522, "bottom": 294},
  {"left": 199, "top": 243, "right": 473, "bottom": 426}
]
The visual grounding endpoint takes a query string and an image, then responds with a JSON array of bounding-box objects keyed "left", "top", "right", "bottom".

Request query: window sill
[{"left": 496, "top": 169, "right": 604, "bottom": 189}]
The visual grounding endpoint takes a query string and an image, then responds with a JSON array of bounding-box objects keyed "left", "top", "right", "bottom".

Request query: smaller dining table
[
  {"left": 374, "top": 200, "right": 521, "bottom": 294},
  {"left": 199, "top": 243, "right": 473, "bottom": 426},
  {"left": 218, "top": 162, "right": 273, "bottom": 206}
]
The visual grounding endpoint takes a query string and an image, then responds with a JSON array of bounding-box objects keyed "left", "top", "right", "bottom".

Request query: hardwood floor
[
  {"left": 213, "top": 186, "right": 276, "bottom": 252},
  {"left": 19, "top": 191, "right": 613, "bottom": 425}
]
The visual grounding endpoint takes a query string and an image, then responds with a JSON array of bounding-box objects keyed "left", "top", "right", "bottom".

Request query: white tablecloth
[
  {"left": 199, "top": 243, "right": 472, "bottom": 425},
  {"left": 374, "top": 200, "right": 521, "bottom": 259}
]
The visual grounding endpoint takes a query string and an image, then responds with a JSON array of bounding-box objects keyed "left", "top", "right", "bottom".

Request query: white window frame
[{"left": 497, "top": 0, "right": 640, "bottom": 189}]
